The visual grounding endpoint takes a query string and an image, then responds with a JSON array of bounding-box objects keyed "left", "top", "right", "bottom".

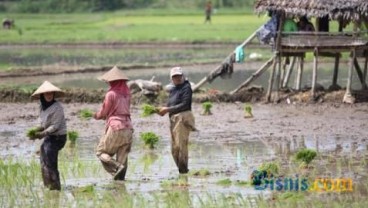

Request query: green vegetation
[
  {"left": 140, "top": 132, "right": 160, "bottom": 149},
  {"left": 244, "top": 103, "right": 253, "bottom": 118},
  {"left": 259, "top": 162, "right": 279, "bottom": 176},
  {"left": 67, "top": 130, "right": 79, "bottom": 148},
  {"left": 201, "top": 101, "right": 213, "bottom": 115},
  {"left": 79, "top": 108, "right": 94, "bottom": 119},
  {"left": 0, "top": 13, "right": 264, "bottom": 44},
  {"left": 216, "top": 178, "right": 232, "bottom": 186},
  {"left": 190, "top": 169, "right": 211, "bottom": 177},
  {"left": 26, "top": 127, "right": 40, "bottom": 139},
  {"left": 141, "top": 104, "right": 159, "bottom": 117},
  {"left": 295, "top": 148, "right": 317, "bottom": 167}
]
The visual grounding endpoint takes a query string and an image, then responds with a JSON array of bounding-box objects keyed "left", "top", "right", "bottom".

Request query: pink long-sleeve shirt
[{"left": 95, "top": 91, "right": 133, "bottom": 131}]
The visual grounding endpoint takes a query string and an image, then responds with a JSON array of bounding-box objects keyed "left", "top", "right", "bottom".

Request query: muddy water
[{"left": 1, "top": 46, "right": 366, "bottom": 91}]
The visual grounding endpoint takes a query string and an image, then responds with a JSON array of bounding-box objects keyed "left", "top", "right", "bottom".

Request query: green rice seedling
[
  {"left": 67, "top": 131, "right": 79, "bottom": 147},
  {"left": 201, "top": 102, "right": 213, "bottom": 115},
  {"left": 141, "top": 104, "right": 159, "bottom": 117},
  {"left": 26, "top": 127, "right": 41, "bottom": 140},
  {"left": 259, "top": 162, "right": 279, "bottom": 176},
  {"left": 190, "top": 169, "right": 211, "bottom": 177},
  {"left": 79, "top": 108, "right": 94, "bottom": 119},
  {"left": 295, "top": 149, "right": 317, "bottom": 168},
  {"left": 140, "top": 132, "right": 160, "bottom": 149},
  {"left": 216, "top": 178, "right": 232, "bottom": 186},
  {"left": 244, "top": 103, "right": 253, "bottom": 118},
  {"left": 235, "top": 180, "right": 249, "bottom": 186}
]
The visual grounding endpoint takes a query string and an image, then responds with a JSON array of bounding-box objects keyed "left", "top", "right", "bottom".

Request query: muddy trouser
[
  {"left": 96, "top": 127, "right": 133, "bottom": 180},
  {"left": 170, "top": 111, "right": 195, "bottom": 173},
  {"left": 40, "top": 135, "right": 67, "bottom": 190}
]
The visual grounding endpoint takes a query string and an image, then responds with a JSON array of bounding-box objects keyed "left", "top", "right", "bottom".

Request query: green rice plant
[
  {"left": 259, "top": 162, "right": 279, "bottom": 176},
  {"left": 67, "top": 130, "right": 79, "bottom": 148},
  {"left": 140, "top": 132, "right": 160, "bottom": 149},
  {"left": 26, "top": 127, "right": 41, "bottom": 140},
  {"left": 295, "top": 148, "right": 317, "bottom": 167},
  {"left": 216, "top": 178, "right": 232, "bottom": 186},
  {"left": 79, "top": 108, "right": 93, "bottom": 120},
  {"left": 235, "top": 180, "right": 249, "bottom": 186},
  {"left": 201, "top": 102, "right": 213, "bottom": 115},
  {"left": 141, "top": 104, "right": 159, "bottom": 117},
  {"left": 190, "top": 169, "right": 211, "bottom": 177},
  {"left": 244, "top": 103, "right": 253, "bottom": 118}
]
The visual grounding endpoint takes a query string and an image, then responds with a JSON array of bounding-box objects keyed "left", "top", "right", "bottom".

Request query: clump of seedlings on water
[
  {"left": 79, "top": 108, "right": 94, "bottom": 120},
  {"left": 201, "top": 101, "right": 213, "bottom": 115},
  {"left": 295, "top": 148, "right": 317, "bottom": 168},
  {"left": 141, "top": 104, "right": 159, "bottom": 117},
  {"left": 67, "top": 130, "right": 79, "bottom": 147},
  {"left": 244, "top": 103, "right": 253, "bottom": 118},
  {"left": 251, "top": 162, "right": 279, "bottom": 185},
  {"left": 140, "top": 132, "right": 160, "bottom": 149}
]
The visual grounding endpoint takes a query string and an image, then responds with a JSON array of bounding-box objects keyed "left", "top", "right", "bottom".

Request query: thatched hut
[{"left": 250, "top": 0, "right": 368, "bottom": 103}]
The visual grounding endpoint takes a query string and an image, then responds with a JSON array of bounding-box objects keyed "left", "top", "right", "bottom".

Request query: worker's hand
[
  {"left": 35, "top": 126, "right": 44, "bottom": 131},
  {"left": 93, "top": 112, "right": 99, "bottom": 120},
  {"left": 34, "top": 131, "right": 47, "bottom": 139},
  {"left": 158, "top": 107, "right": 169, "bottom": 116}
]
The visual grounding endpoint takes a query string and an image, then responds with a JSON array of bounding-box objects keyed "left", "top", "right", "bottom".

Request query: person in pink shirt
[{"left": 94, "top": 66, "right": 133, "bottom": 180}]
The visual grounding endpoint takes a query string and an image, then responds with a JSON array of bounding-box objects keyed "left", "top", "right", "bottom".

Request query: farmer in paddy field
[
  {"left": 29, "top": 81, "right": 67, "bottom": 190},
  {"left": 94, "top": 66, "right": 133, "bottom": 180},
  {"left": 159, "top": 67, "right": 196, "bottom": 174}
]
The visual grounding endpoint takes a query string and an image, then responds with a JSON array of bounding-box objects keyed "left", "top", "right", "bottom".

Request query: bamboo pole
[
  {"left": 343, "top": 49, "right": 356, "bottom": 103},
  {"left": 282, "top": 56, "right": 296, "bottom": 88},
  {"left": 311, "top": 48, "right": 318, "bottom": 99},
  {"left": 295, "top": 57, "right": 304, "bottom": 90},
  {"left": 331, "top": 55, "right": 340, "bottom": 88},
  {"left": 191, "top": 31, "right": 258, "bottom": 92},
  {"left": 275, "top": 55, "right": 282, "bottom": 102},
  {"left": 230, "top": 56, "right": 274, "bottom": 95},
  {"left": 364, "top": 56, "right": 368, "bottom": 83},
  {"left": 266, "top": 59, "right": 277, "bottom": 102},
  {"left": 353, "top": 58, "right": 368, "bottom": 90}
]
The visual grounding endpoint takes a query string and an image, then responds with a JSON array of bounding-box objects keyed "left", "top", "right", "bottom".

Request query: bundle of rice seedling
[
  {"left": 244, "top": 103, "right": 253, "bottom": 118},
  {"left": 201, "top": 101, "right": 213, "bottom": 115},
  {"left": 26, "top": 127, "right": 39, "bottom": 140},
  {"left": 79, "top": 108, "right": 93, "bottom": 119},
  {"left": 67, "top": 131, "right": 79, "bottom": 143},
  {"left": 141, "top": 104, "right": 159, "bottom": 117},
  {"left": 140, "top": 132, "right": 160, "bottom": 149},
  {"left": 295, "top": 148, "right": 317, "bottom": 167}
]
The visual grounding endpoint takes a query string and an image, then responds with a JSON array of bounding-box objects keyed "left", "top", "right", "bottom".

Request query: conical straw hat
[
  {"left": 98, "top": 66, "right": 129, "bottom": 82},
  {"left": 31, "top": 81, "right": 65, "bottom": 99}
]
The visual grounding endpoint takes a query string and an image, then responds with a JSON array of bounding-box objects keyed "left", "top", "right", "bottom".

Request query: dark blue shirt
[{"left": 167, "top": 80, "right": 192, "bottom": 116}]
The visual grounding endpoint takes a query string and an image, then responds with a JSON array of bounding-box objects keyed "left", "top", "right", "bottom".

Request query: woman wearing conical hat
[
  {"left": 94, "top": 66, "right": 133, "bottom": 180},
  {"left": 30, "top": 81, "right": 67, "bottom": 190}
]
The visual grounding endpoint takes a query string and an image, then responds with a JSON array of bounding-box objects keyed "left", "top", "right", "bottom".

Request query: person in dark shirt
[{"left": 159, "top": 67, "right": 196, "bottom": 174}]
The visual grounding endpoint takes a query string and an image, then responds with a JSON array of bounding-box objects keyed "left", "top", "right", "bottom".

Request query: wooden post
[
  {"left": 191, "top": 31, "right": 258, "bottom": 92},
  {"left": 295, "top": 57, "right": 304, "bottom": 90},
  {"left": 282, "top": 56, "right": 296, "bottom": 88},
  {"left": 331, "top": 19, "right": 343, "bottom": 90},
  {"left": 311, "top": 48, "right": 318, "bottom": 99},
  {"left": 230, "top": 56, "right": 274, "bottom": 95},
  {"left": 353, "top": 58, "right": 368, "bottom": 90},
  {"left": 364, "top": 56, "right": 368, "bottom": 83},
  {"left": 267, "top": 58, "right": 277, "bottom": 102},
  {"left": 266, "top": 11, "right": 284, "bottom": 102},
  {"left": 343, "top": 49, "right": 356, "bottom": 103},
  {"left": 275, "top": 55, "right": 282, "bottom": 102}
]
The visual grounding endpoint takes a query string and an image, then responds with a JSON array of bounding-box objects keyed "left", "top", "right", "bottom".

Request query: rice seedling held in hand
[
  {"left": 67, "top": 131, "right": 79, "bottom": 148},
  {"left": 140, "top": 132, "right": 160, "bottom": 149},
  {"left": 244, "top": 103, "right": 253, "bottom": 118},
  {"left": 26, "top": 127, "right": 42, "bottom": 140},
  {"left": 201, "top": 101, "right": 213, "bottom": 115},
  {"left": 141, "top": 104, "right": 159, "bottom": 117},
  {"left": 79, "top": 108, "right": 94, "bottom": 120}
]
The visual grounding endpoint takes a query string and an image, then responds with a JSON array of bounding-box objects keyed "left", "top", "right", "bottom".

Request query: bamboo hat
[
  {"left": 98, "top": 66, "right": 129, "bottom": 82},
  {"left": 31, "top": 81, "right": 65, "bottom": 99}
]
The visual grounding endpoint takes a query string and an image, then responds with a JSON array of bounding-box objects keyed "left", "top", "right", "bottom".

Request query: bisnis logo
[{"left": 254, "top": 174, "right": 353, "bottom": 192}]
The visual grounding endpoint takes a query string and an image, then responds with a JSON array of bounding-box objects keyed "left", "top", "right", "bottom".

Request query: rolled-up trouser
[
  {"left": 40, "top": 135, "right": 67, "bottom": 190},
  {"left": 96, "top": 127, "right": 133, "bottom": 180},
  {"left": 170, "top": 111, "right": 195, "bottom": 173}
]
